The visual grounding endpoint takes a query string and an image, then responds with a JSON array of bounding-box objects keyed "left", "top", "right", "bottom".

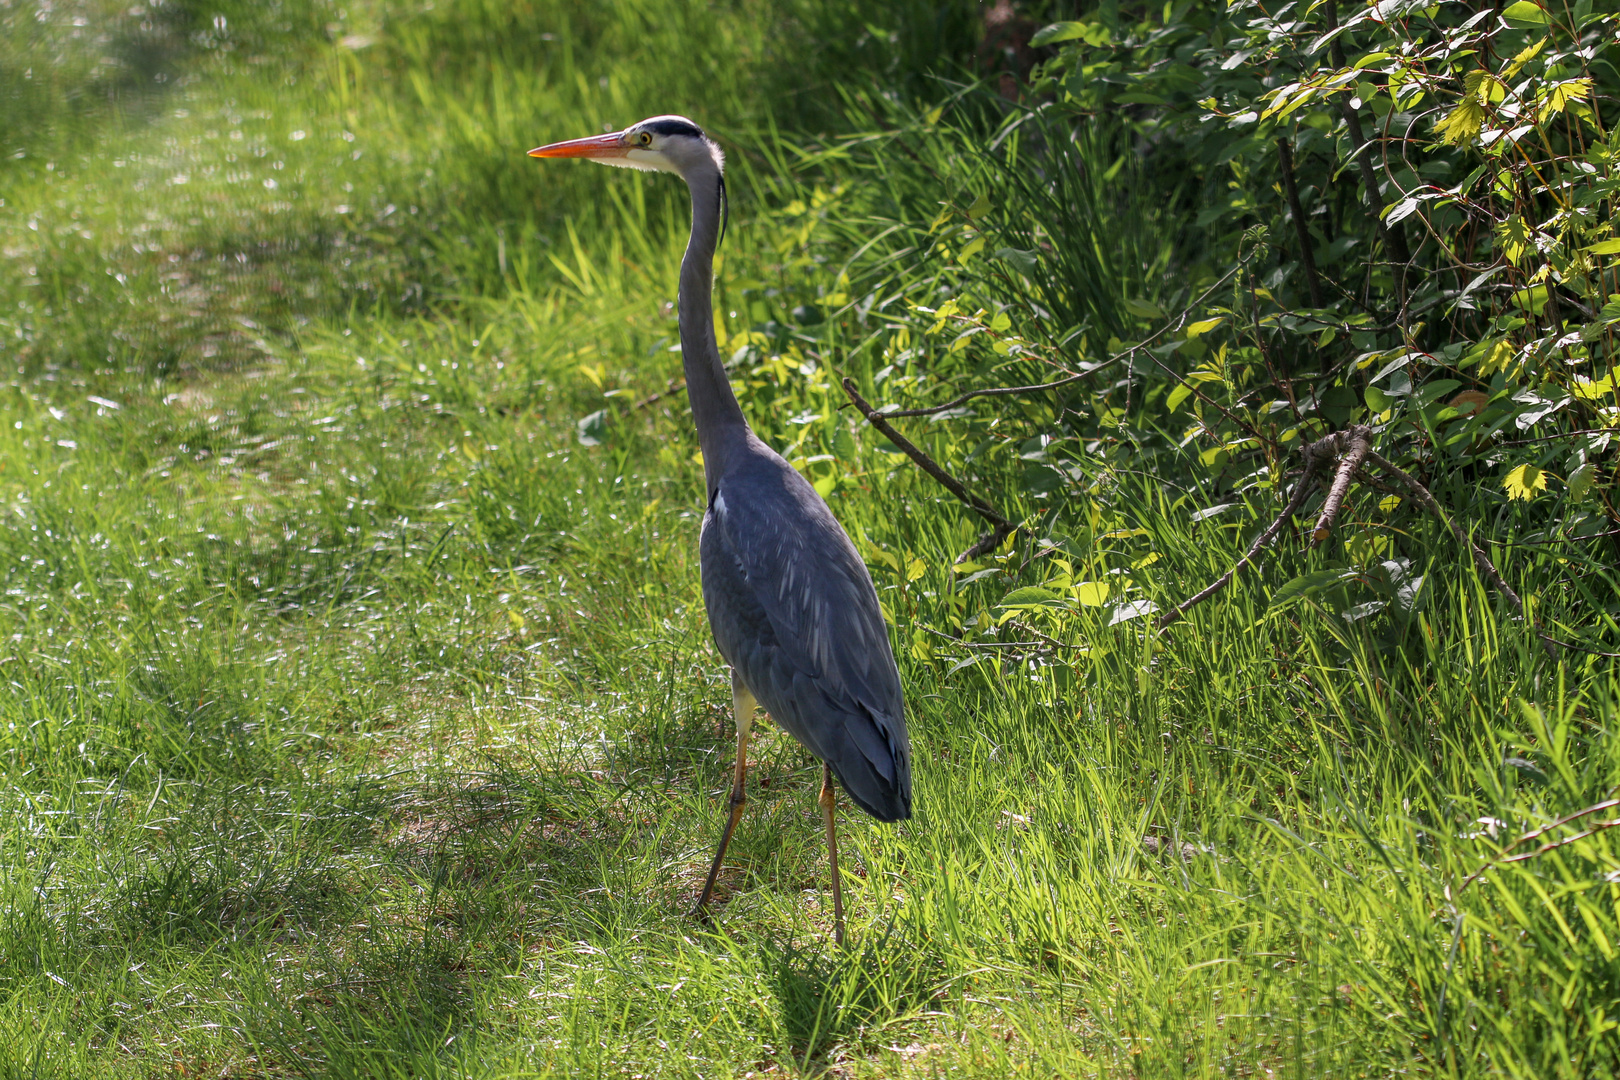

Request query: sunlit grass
[{"left": 3, "top": 1, "right": 1619, "bottom": 1077}]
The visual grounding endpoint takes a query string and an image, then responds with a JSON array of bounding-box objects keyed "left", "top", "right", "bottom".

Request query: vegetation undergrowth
[{"left": 2, "top": 1, "right": 1618, "bottom": 1077}]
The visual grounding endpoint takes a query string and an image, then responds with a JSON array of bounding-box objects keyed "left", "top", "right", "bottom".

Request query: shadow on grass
[
  {"left": 762, "top": 925, "right": 947, "bottom": 1067},
  {"left": 239, "top": 922, "right": 487, "bottom": 1080},
  {"left": 112, "top": 776, "right": 392, "bottom": 947}
]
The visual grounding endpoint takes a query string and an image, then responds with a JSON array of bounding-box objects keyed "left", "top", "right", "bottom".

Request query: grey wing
[{"left": 699, "top": 462, "right": 910, "bottom": 821}]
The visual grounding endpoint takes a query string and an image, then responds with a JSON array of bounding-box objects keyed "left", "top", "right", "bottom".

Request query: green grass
[{"left": 5, "top": 1, "right": 1620, "bottom": 1077}]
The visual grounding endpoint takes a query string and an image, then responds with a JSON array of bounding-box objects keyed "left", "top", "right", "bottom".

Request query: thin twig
[
  {"left": 1494, "top": 428, "right": 1613, "bottom": 448},
  {"left": 841, "top": 377, "right": 1013, "bottom": 545},
  {"left": 1277, "top": 136, "right": 1325, "bottom": 308},
  {"left": 1155, "top": 474, "right": 1320, "bottom": 631},
  {"left": 1536, "top": 635, "right": 1620, "bottom": 659},
  {"left": 1312, "top": 425, "right": 1373, "bottom": 546},
  {"left": 1362, "top": 449, "right": 1535, "bottom": 624},
  {"left": 1456, "top": 796, "right": 1620, "bottom": 894},
  {"left": 873, "top": 261, "right": 1249, "bottom": 419},
  {"left": 1155, "top": 430, "right": 1356, "bottom": 629},
  {"left": 873, "top": 366, "right": 1106, "bottom": 419},
  {"left": 955, "top": 523, "right": 1016, "bottom": 564},
  {"left": 1006, "top": 618, "right": 1087, "bottom": 652},
  {"left": 633, "top": 378, "right": 686, "bottom": 411},
  {"left": 1323, "top": 0, "right": 1411, "bottom": 314}
]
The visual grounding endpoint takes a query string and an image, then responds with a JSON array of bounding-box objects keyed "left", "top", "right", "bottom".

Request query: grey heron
[{"left": 530, "top": 117, "right": 911, "bottom": 945}]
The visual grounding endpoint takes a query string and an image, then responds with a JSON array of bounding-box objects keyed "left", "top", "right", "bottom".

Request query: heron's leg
[
  {"left": 819, "top": 762, "right": 845, "bottom": 948},
  {"left": 694, "top": 671, "right": 755, "bottom": 921}
]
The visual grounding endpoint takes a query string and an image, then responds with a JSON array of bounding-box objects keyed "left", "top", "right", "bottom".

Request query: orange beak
[{"left": 528, "top": 131, "right": 628, "bottom": 161}]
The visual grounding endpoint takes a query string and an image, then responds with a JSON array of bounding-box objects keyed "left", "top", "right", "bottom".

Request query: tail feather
[{"left": 830, "top": 735, "right": 911, "bottom": 822}]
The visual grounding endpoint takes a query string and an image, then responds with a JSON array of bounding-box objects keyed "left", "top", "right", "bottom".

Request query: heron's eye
[{"left": 638, "top": 132, "right": 652, "bottom": 146}]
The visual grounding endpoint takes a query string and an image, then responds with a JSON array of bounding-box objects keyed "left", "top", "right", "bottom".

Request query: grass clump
[{"left": 4, "top": 1, "right": 1620, "bottom": 1077}]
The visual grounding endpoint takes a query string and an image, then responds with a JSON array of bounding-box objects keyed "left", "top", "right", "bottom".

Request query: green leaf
[
  {"left": 1572, "top": 373, "right": 1617, "bottom": 401},
  {"left": 966, "top": 191, "right": 992, "bottom": 220},
  {"left": 1030, "top": 21, "right": 1089, "bottom": 47},
  {"left": 1396, "top": 574, "right": 1428, "bottom": 614},
  {"left": 1268, "top": 569, "right": 1355, "bottom": 613},
  {"left": 1585, "top": 239, "right": 1620, "bottom": 255},
  {"left": 1385, "top": 197, "right": 1423, "bottom": 224},
  {"left": 1072, "top": 581, "right": 1110, "bottom": 607},
  {"left": 866, "top": 545, "right": 900, "bottom": 572},
  {"left": 1435, "top": 97, "right": 1487, "bottom": 144},
  {"left": 831, "top": 424, "right": 857, "bottom": 459},
  {"left": 1502, "top": 37, "right": 1548, "bottom": 80},
  {"left": 1502, "top": 464, "right": 1547, "bottom": 501},
  {"left": 1497, "top": 215, "right": 1533, "bottom": 264},
  {"left": 576, "top": 409, "right": 608, "bottom": 447},
  {"left": 1365, "top": 385, "right": 1392, "bottom": 413},
  {"left": 995, "top": 247, "right": 1038, "bottom": 277},
  {"left": 1501, "top": 1, "right": 1550, "bottom": 26},
  {"left": 1417, "top": 379, "right": 1463, "bottom": 406},
  {"left": 1568, "top": 462, "right": 1597, "bottom": 501},
  {"left": 1189, "top": 502, "right": 1236, "bottom": 522},
  {"left": 1539, "top": 78, "right": 1592, "bottom": 123},
  {"left": 1123, "top": 297, "right": 1165, "bottom": 320},
  {"left": 1511, "top": 285, "right": 1550, "bottom": 315},
  {"left": 998, "top": 586, "right": 1063, "bottom": 608},
  {"left": 1108, "top": 600, "right": 1157, "bottom": 625}
]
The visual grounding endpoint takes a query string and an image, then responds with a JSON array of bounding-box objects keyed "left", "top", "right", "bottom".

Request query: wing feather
[{"left": 699, "top": 449, "right": 910, "bottom": 820}]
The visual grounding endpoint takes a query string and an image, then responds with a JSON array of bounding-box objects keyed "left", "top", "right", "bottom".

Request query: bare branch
[
  {"left": 1276, "top": 136, "right": 1325, "bottom": 308},
  {"left": 1323, "top": 0, "right": 1411, "bottom": 309},
  {"left": 1312, "top": 424, "right": 1373, "bottom": 546},
  {"left": 1535, "top": 636, "right": 1620, "bottom": 659},
  {"left": 1361, "top": 453, "right": 1512, "bottom": 603},
  {"left": 1155, "top": 472, "right": 1319, "bottom": 631},
  {"left": 872, "top": 260, "right": 1249, "bottom": 419},
  {"left": 840, "top": 378, "right": 1014, "bottom": 551},
  {"left": 1153, "top": 428, "right": 1367, "bottom": 630},
  {"left": 955, "top": 523, "right": 1016, "bottom": 565},
  {"left": 633, "top": 378, "right": 686, "bottom": 411},
  {"left": 1457, "top": 796, "right": 1620, "bottom": 894},
  {"left": 874, "top": 367, "right": 1106, "bottom": 419}
]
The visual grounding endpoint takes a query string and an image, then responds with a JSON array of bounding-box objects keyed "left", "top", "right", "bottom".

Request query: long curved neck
[{"left": 677, "top": 162, "right": 747, "bottom": 490}]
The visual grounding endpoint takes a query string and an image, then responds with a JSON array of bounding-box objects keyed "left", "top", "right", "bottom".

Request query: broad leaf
[
  {"left": 576, "top": 409, "right": 608, "bottom": 447},
  {"left": 1568, "top": 462, "right": 1597, "bottom": 501},
  {"left": 994, "top": 247, "right": 1038, "bottom": 276},
  {"left": 998, "top": 586, "right": 1063, "bottom": 608},
  {"left": 1108, "top": 600, "right": 1158, "bottom": 625},
  {"left": 1189, "top": 503, "right": 1236, "bottom": 522},
  {"left": 1436, "top": 97, "right": 1487, "bottom": 144},
  {"left": 1502, "top": 464, "right": 1548, "bottom": 501},
  {"left": 1268, "top": 569, "right": 1355, "bottom": 613},
  {"left": 1072, "top": 581, "right": 1110, "bottom": 607},
  {"left": 1501, "top": 1, "right": 1550, "bottom": 27},
  {"left": 1030, "top": 21, "right": 1089, "bottom": 47}
]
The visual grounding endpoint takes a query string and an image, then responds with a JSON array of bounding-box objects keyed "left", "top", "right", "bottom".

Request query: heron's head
[{"left": 528, "top": 115, "right": 723, "bottom": 178}]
